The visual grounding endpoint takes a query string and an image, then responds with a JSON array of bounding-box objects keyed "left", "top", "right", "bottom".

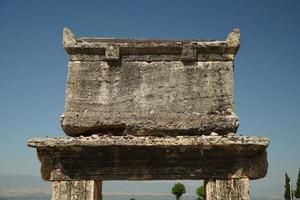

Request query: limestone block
[
  {"left": 28, "top": 134, "right": 269, "bottom": 181},
  {"left": 205, "top": 178, "right": 250, "bottom": 200},
  {"left": 61, "top": 28, "right": 241, "bottom": 136},
  {"left": 51, "top": 180, "right": 102, "bottom": 200}
]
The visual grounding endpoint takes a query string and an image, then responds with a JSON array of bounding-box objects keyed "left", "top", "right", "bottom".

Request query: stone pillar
[
  {"left": 205, "top": 178, "right": 250, "bottom": 200},
  {"left": 51, "top": 180, "right": 102, "bottom": 200}
]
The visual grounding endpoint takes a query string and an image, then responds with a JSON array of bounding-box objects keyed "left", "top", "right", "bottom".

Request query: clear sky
[{"left": 0, "top": 0, "right": 299, "bottom": 198}]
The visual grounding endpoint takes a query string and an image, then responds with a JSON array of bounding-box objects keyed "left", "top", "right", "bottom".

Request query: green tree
[
  {"left": 285, "top": 173, "right": 291, "bottom": 200},
  {"left": 196, "top": 185, "right": 205, "bottom": 200},
  {"left": 295, "top": 168, "right": 300, "bottom": 198},
  {"left": 171, "top": 182, "right": 186, "bottom": 200}
]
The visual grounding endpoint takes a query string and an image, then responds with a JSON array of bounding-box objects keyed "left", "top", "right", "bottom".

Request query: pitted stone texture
[
  {"left": 28, "top": 134, "right": 269, "bottom": 181},
  {"left": 28, "top": 134, "right": 269, "bottom": 147},
  {"left": 51, "top": 180, "right": 102, "bottom": 200},
  {"left": 61, "top": 28, "right": 240, "bottom": 136},
  {"left": 205, "top": 178, "right": 250, "bottom": 200}
]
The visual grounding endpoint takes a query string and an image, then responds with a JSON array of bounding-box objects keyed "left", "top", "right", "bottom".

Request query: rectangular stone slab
[
  {"left": 61, "top": 28, "right": 240, "bottom": 136},
  {"left": 28, "top": 134, "right": 269, "bottom": 181}
]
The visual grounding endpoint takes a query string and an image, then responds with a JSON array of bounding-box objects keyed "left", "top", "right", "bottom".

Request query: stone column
[
  {"left": 205, "top": 178, "right": 250, "bottom": 200},
  {"left": 51, "top": 180, "right": 102, "bottom": 200}
]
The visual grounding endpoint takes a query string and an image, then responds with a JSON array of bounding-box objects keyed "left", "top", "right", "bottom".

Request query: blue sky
[{"left": 0, "top": 0, "right": 299, "bottom": 197}]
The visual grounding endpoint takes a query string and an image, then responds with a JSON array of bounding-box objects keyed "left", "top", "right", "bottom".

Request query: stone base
[
  {"left": 205, "top": 178, "right": 250, "bottom": 200},
  {"left": 52, "top": 180, "right": 102, "bottom": 200},
  {"left": 28, "top": 134, "right": 268, "bottom": 200},
  {"left": 50, "top": 178, "right": 250, "bottom": 200},
  {"left": 28, "top": 134, "right": 269, "bottom": 181}
]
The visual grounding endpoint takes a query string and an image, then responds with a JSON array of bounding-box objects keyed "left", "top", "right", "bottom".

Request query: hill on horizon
[{"left": 0, "top": 174, "right": 282, "bottom": 199}]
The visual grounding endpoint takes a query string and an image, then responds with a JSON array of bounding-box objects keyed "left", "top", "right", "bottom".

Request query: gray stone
[
  {"left": 205, "top": 178, "right": 250, "bottom": 200},
  {"left": 227, "top": 132, "right": 235, "bottom": 137},
  {"left": 210, "top": 132, "right": 218, "bottom": 136},
  {"left": 51, "top": 180, "right": 102, "bottom": 200},
  {"left": 28, "top": 135, "right": 269, "bottom": 181},
  {"left": 61, "top": 28, "right": 241, "bottom": 136}
]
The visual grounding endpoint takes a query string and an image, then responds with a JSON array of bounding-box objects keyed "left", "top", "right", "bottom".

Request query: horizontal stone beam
[
  {"left": 28, "top": 134, "right": 269, "bottom": 181},
  {"left": 63, "top": 28, "right": 240, "bottom": 61}
]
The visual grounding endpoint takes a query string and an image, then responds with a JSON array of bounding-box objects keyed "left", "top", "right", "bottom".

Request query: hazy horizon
[{"left": 0, "top": 174, "right": 283, "bottom": 199}]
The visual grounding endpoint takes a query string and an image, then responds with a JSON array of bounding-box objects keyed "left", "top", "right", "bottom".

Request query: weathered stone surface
[
  {"left": 205, "top": 178, "right": 250, "bottom": 200},
  {"left": 51, "top": 180, "right": 102, "bottom": 200},
  {"left": 28, "top": 133, "right": 269, "bottom": 147},
  {"left": 28, "top": 28, "right": 269, "bottom": 200},
  {"left": 61, "top": 28, "right": 240, "bottom": 136},
  {"left": 28, "top": 134, "right": 269, "bottom": 181}
]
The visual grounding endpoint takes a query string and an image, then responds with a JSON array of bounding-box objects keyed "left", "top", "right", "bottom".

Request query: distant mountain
[
  {"left": 0, "top": 174, "right": 50, "bottom": 197},
  {"left": 0, "top": 174, "right": 49, "bottom": 188},
  {"left": 0, "top": 174, "right": 282, "bottom": 199},
  {"left": 103, "top": 180, "right": 202, "bottom": 195}
]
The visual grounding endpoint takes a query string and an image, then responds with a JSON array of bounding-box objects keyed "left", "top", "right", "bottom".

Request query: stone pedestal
[
  {"left": 28, "top": 134, "right": 268, "bottom": 200},
  {"left": 51, "top": 181, "right": 102, "bottom": 200},
  {"left": 205, "top": 178, "right": 250, "bottom": 200}
]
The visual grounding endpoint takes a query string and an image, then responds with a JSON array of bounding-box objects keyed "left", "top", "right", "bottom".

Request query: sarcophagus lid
[{"left": 61, "top": 28, "right": 240, "bottom": 136}]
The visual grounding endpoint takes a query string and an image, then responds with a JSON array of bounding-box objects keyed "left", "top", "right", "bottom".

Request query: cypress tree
[
  {"left": 295, "top": 168, "right": 300, "bottom": 198},
  {"left": 285, "top": 173, "right": 291, "bottom": 200}
]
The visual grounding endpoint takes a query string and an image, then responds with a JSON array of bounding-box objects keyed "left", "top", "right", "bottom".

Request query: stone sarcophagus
[
  {"left": 61, "top": 28, "right": 241, "bottom": 137},
  {"left": 28, "top": 28, "right": 269, "bottom": 200}
]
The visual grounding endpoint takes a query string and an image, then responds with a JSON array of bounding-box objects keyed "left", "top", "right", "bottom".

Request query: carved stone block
[
  {"left": 51, "top": 180, "right": 102, "bottom": 200},
  {"left": 61, "top": 28, "right": 241, "bottom": 136},
  {"left": 28, "top": 134, "right": 269, "bottom": 181}
]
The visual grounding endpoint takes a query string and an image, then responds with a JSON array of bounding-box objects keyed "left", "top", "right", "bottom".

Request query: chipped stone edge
[
  {"left": 62, "top": 27, "right": 241, "bottom": 58},
  {"left": 63, "top": 27, "right": 76, "bottom": 47},
  {"left": 226, "top": 28, "right": 240, "bottom": 47},
  {"left": 28, "top": 134, "right": 269, "bottom": 148}
]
